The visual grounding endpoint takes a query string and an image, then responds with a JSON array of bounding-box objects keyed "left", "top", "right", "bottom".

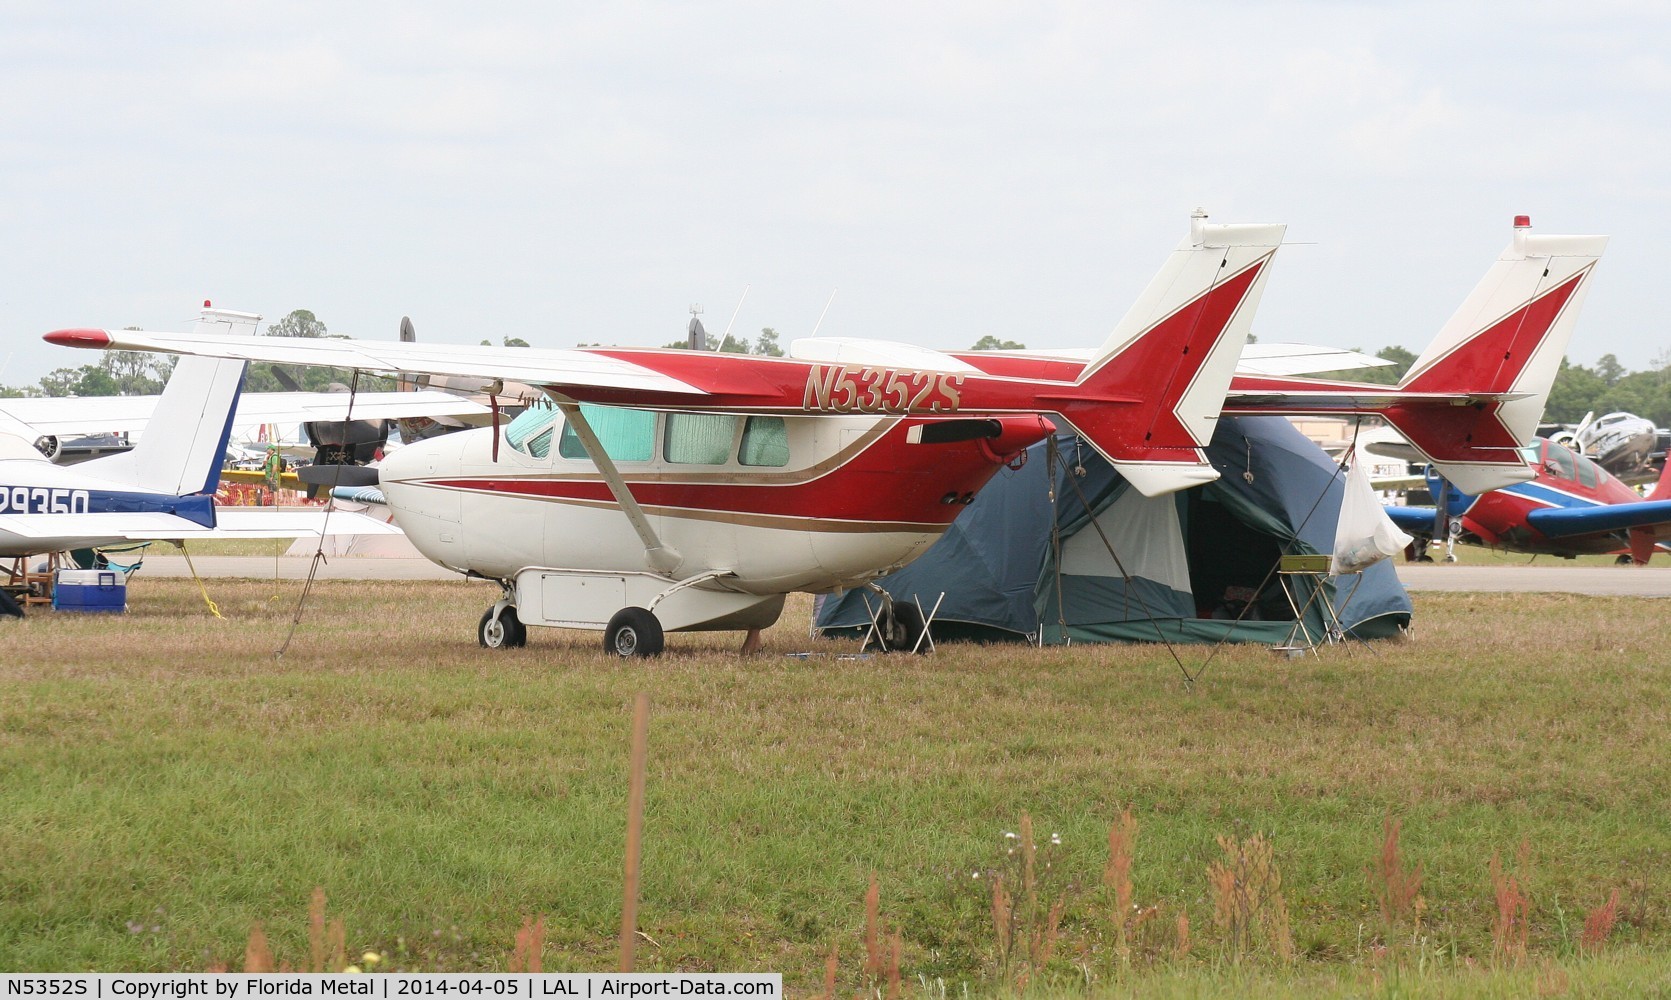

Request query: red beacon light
[
  {"left": 204, "top": 299, "right": 212, "bottom": 308},
  {"left": 1513, "top": 215, "right": 1531, "bottom": 228}
]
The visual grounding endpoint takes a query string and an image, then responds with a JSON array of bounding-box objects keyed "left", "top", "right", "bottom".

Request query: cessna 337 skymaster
[
  {"left": 45, "top": 213, "right": 1286, "bottom": 654},
  {"left": 1, "top": 305, "right": 398, "bottom": 559}
]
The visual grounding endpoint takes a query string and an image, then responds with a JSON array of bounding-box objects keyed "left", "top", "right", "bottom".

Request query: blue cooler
[{"left": 53, "top": 569, "right": 127, "bottom": 613}]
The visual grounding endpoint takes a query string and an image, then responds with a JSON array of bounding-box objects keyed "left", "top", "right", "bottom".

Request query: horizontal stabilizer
[
  {"left": 0, "top": 389, "right": 491, "bottom": 439},
  {"left": 0, "top": 509, "right": 399, "bottom": 542}
]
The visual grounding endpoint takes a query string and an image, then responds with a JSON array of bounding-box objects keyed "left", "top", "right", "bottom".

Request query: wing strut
[{"left": 554, "top": 400, "right": 682, "bottom": 575}]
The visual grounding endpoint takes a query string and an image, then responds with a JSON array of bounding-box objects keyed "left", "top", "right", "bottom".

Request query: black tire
[
  {"left": 605, "top": 607, "right": 664, "bottom": 658},
  {"left": 882, "top": 600, "right": 927, "bottom": 653},
  {"left": 478, "top": 606, "right": 527, "bottom": 649}
]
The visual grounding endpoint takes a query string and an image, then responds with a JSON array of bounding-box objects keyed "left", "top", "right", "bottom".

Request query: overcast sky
[{"left": 3, "top": 1, "right": 1668, "bottom": 386}]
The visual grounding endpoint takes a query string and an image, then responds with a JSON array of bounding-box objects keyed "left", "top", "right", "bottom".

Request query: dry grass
[
  {"left": 1490, "top": 840, "right": 1534, "bottom": 966},
  {"left": 1, "top": 577, "right": 1668, "bottom": 991},
  {"left": 1370, "top": 814, "right": 1425, "bottom": 939}
]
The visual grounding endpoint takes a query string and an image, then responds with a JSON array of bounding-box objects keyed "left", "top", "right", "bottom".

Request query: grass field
[{"left": 2, "top": 577, "right": 1668, "bottom": 995}]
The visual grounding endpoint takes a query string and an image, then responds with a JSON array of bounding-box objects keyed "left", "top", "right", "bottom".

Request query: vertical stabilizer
[
  {"left": 1059, "top": 211, "right": 1285, "bottom": 496},
  {"left": 1383, "top": 218, "right": 1607, "bottom": 494},
  {"left": 85, "top": 304, "right": 258, "bottom": 496}
]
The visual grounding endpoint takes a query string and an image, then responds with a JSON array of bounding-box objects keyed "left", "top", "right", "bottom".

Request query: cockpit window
[
  {"left": 1543, "top": 441, "right": 1576, "bottom": 481},
  {"left": 557, "top": 403, "right": 655, "bottom": 462},
  {"left": 1573, "top": 452, "right": 1601, "bottom": 488},
  {"left": 505, "top": 402, "right": 558, "bottom": 458},
  {"left": 665, "top": 413, "right": 738, "bottom": 465},
  {"left": 740, "top": 416, "right": 790, "bottom": 467}
]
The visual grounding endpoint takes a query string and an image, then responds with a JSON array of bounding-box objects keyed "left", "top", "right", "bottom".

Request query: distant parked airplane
[
  {"left": 1386, "top": 437, "right": 1671, "bottom": 565},
  {"left": 0, "top": 305, "right": 398, "bottom": 559}
]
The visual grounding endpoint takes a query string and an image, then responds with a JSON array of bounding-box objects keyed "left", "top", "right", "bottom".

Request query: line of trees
[
  {"left": 1328, "top": 346, "right": 1671, "bottom": 426},
  {"left": 660, "top": 327, "right": 784, "bottom": 356},
  {"left": 0, "top": 310, "right": 365, "bottom": 398}
]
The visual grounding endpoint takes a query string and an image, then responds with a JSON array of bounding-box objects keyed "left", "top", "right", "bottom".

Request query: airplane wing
[
  {"left": 1370, "top": 473, "right": 1428, "bottom": 492},
  {"left": 0, "top": 509, "right": 400, "bottom": 541},
  {"left": 1384, "top": 505, "right": 1440, "bottom": 535},
  {"left": 45, "top": 330, "right": 710, "bottom": 399},
  {"left": 47, "top": 329, "right": 1378, "bottom": 402},
  {"left": 219, "top": 468, "right": 304, "bottom": 490},
  {"left": 0, "top": 389, "right": 492, "bottom": 438},
  {"left": 1234, "top": 344, "right": 1396, "bottom": 378},
  {"left": 1524, "top": 500, "right": 1671, "bottom": 540}
]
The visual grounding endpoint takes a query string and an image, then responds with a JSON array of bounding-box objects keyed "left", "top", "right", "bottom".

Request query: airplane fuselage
[
  {"left": 0, "top": 450, "right": 214, "bottom": 557},
  {"left": 375, "top": 407, "right": 1051, "bottom": 622},
  {"left": 1442, "top": 439, "right": 1662, "bottom": 558}
]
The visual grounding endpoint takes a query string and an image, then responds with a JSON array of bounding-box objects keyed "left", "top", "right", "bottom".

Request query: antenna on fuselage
[{"left": 809, "top": 288, "right": 838, "bottom": 338}]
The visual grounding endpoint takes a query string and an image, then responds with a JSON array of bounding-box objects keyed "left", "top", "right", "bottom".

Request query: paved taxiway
[{"left": 130, "top": 556, "right": 1671, "bottom": 596}]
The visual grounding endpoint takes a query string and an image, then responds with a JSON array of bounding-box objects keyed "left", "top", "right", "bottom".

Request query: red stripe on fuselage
[{"left": 412, "top": 419, "right": 1048, "bottom": 526}]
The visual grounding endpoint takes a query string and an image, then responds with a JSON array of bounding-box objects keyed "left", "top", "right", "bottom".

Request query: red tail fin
[
  {"left": 1648, "top": 454, "right": 1671, "bottom": 503},
  {"left": 1052, "top": 215, "right": 1284, "bottom": 496},
  {"left": 1382, "top": 220, "right": 1606, "bottom": 494}
]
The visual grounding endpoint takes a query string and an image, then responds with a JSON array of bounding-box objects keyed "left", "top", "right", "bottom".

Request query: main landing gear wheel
[
  {"left": 605, "top": 607, "right": 664, "bottom": 658},
  {"left": 478, "top": 606, "right": 527, "bottom": 649},
  {"left": 880, "top": 600, "right": 926, "bottom": 653}
]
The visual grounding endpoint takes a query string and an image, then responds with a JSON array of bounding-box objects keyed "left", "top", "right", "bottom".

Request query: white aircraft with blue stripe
[{"left": 0, "top": 304, "right": 398, "bottom": 558}]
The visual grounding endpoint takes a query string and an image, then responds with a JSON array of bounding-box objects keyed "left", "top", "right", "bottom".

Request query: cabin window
[
  {"left": 505, "top": 402, "right": 558, "bottom": 457},
  {"left": 1544, "top": 442, "right": 1576, "bottom": 481},
  {"left": 1574, "top": 454, "right": 1600, "bottom": 488},
  {"left": 665, "top": 413, "right": 738, "bottom": 465},
  {"left": 558, "top": 403, "right": 655, "bottom": 462},
  {"left": 739, "top": 416, "right": 790, "bottom": 467}
]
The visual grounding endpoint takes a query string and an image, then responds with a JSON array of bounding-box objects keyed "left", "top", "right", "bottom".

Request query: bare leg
[{"left": 740, "top": 627, "right": 763, "bottom": 656}]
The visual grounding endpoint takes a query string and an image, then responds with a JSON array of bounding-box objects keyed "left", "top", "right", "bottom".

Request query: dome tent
[{"left": 816, "top": 416, "right": 1412, "bottom": 646}]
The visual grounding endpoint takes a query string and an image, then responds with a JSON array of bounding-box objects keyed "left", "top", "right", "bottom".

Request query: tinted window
[
  {"left": 1573, "top": 453, "right": 1600, "bottom": 488},
  {"left": 740, "top": 416, "right": 790, "bottom": 467},
  {"left": 665, "top": 413, "right": 738, "bottom": 465},
  {"left": 558, "top": 403, "right": 655, "bottom": 462},
  {"left": 1543, "top": 441, "right": 1576, "bottom": 481},
  {"left": 505, "top": 402, "right": 557, "bottom": 457}
]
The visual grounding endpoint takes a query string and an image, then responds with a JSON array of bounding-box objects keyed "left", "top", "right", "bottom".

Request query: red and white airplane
[
  {"left": 44, "top": 213, "right": 1287, "bottom": 654},
  {"left": 43, "top": 215, "right": 1602, "bottom": 654}
]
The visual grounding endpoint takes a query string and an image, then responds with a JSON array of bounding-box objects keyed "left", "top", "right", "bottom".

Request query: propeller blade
[{"left": 296, "top": 464, "right": 380, "bottom": 488}]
